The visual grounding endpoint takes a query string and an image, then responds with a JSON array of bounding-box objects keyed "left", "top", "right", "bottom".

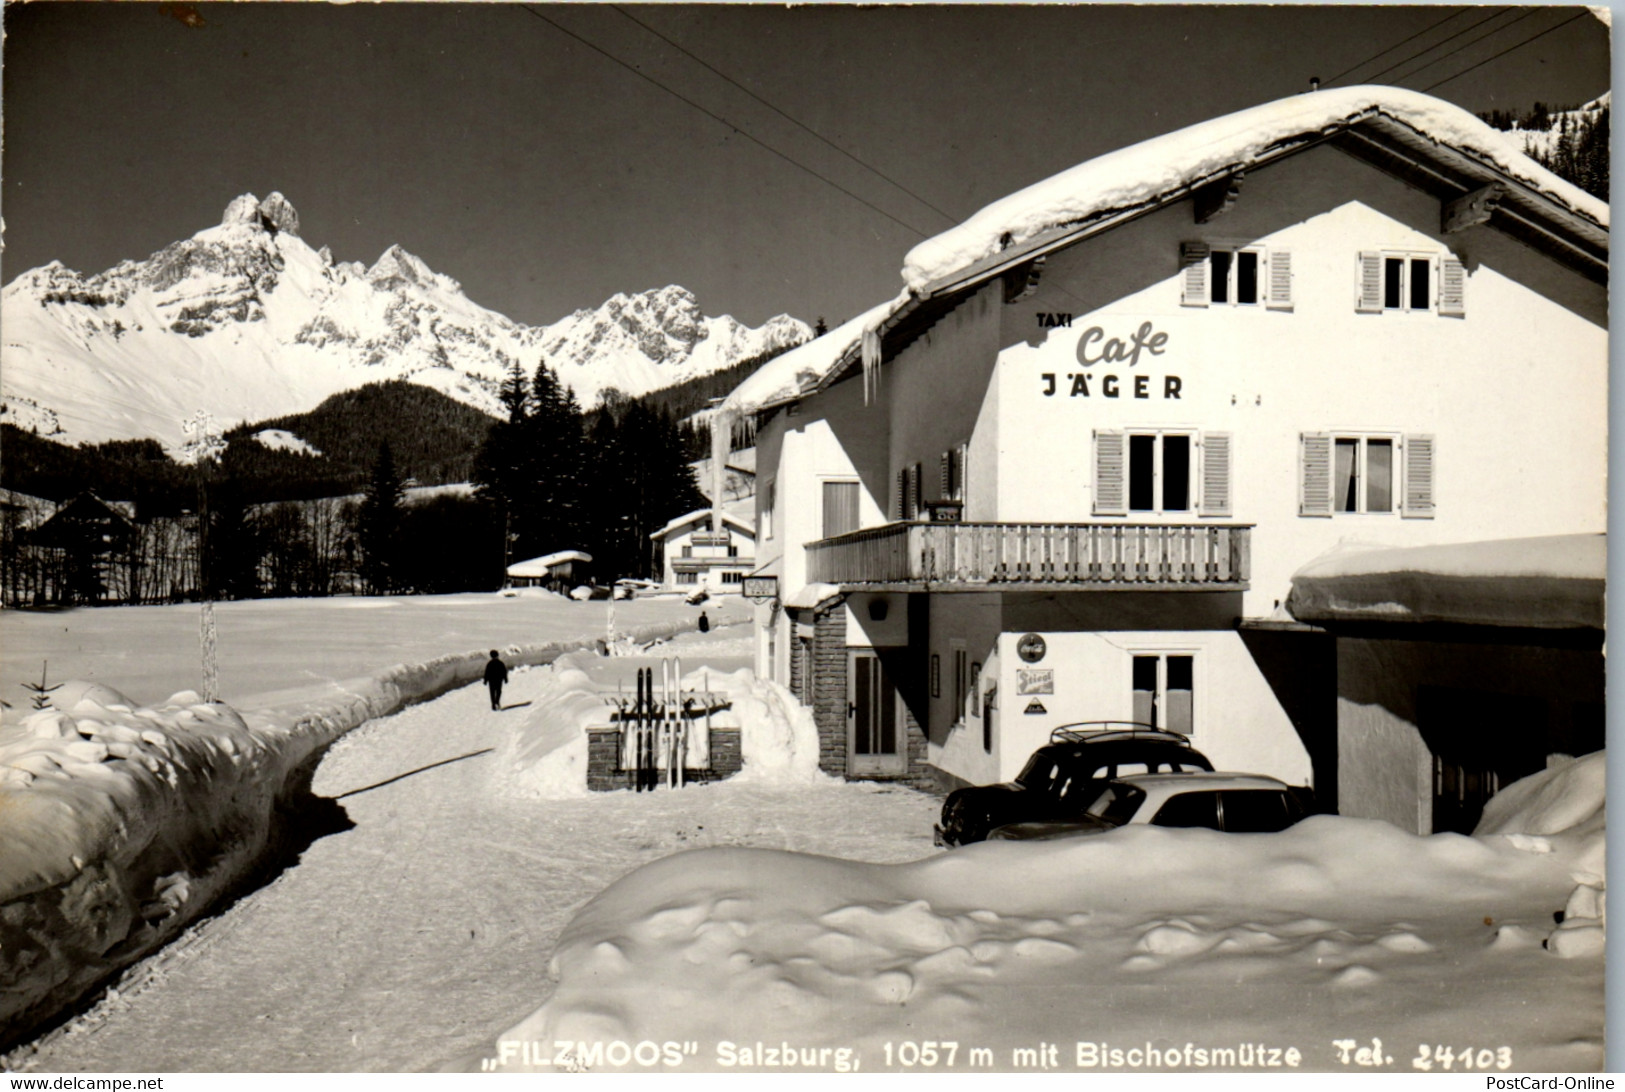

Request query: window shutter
[
  {"left": 1265, "top": 249, "right": 1293, "bottom": 311},
  {"left": 1438, "top": 257, "right": 1466, "bottom": 317},
  {"left": 895, "top": 468, "right": 907, "bottom": 520},
  {"left": 1180, "top": 242, "right": 1210, "bottom": 307},
  {"left": 1402, "top": 434, "right": 1436, "bottom": 518},
  {"left": 1093, "top": 430, "right": 1127, "bottom": 516},
  {"left": 1300, "top": 433, "right": 1333, "bottom": 516},
  {"left": 1356, "top": 252, "right": 1384, "bottom": 312},
  {"left": 1198, "top": 432, "right": 1232, "bottom": 516}
]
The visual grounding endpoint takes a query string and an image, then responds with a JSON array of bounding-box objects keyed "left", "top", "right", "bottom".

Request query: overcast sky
[{"left": 1, "top": 3, "right": 1610, "bottom": 330}]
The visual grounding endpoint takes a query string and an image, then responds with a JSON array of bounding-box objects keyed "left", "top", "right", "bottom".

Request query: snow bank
[
  {"left": 495, "top": 655, "right": 610, "bottom": 800},
  {"left": 718, "top": 670, "right": 827, "bottom": 786},
  {"left": 902, "top": 86, "right": 1607, "bottom": 293},
  {"left": 1473, "top": 752, "right": 1606, "bottom": 958},
  {"left": 490, "top": 809, "right": 1597, "bottom": 1071},
  {"left": 0, "top": 619, "right": 696, "bottom": 1042}
]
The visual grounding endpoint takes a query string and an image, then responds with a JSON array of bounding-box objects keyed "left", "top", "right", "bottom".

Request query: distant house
[
  {"left": 25, "top": 492, "right": 137, "bottom": 605},
  {"left": 1283, "top": 533, "right": 1604, "bottom": 834},
  {"left": 507, "top": 550, "right": 592, "bottom": 592},
  {"left": 650, "top": 509, "right": 755, "bottom": 593}
]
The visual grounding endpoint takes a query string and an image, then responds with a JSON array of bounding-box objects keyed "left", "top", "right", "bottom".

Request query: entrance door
[{"left": 848, "top": 650, "right": 906, "bottom": 777}]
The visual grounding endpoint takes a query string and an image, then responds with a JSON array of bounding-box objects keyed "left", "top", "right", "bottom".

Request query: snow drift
[
  {"left": 0, "top": 619, "right": 696, "bottom": 1043},
  {"left": 490, "top": 757, "right": 1604, "bottom": 1072}
]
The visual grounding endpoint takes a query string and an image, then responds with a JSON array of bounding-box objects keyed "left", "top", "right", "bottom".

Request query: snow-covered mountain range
[{"left": 1, "top": 193, "right": 810, "bottom": 449}]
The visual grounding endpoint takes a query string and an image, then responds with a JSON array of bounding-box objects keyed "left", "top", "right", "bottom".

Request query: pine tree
[
  {"left": 498, "top": 357, "right": 530, "bottom": 424},
  {"left": 358, "top": 440, "right": 405, "bottom": 593}
]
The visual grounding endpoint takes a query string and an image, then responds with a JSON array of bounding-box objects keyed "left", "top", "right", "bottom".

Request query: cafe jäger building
[{"left": 712, "top": 86, "right": 1607, "bottom": 831}]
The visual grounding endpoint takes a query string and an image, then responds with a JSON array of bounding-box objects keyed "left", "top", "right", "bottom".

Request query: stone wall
[{"left": 586, "top": 726, "right": 742, "bottom": 792}]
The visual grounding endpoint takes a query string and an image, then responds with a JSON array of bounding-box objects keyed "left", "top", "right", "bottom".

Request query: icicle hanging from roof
[
  {"left": 708, "top": 404, "right": 734, "bottom": 534},
  {"left": 861, "top": 322, "right": 882, "bottom": 405}
]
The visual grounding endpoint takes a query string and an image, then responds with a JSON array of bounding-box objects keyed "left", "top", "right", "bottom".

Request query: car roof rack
[{"left": 1048, "top": 721, "right": 1193, "bottom": 745}]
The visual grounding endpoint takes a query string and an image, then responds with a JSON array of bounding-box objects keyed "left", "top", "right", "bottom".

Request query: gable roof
[
  {"left": 904, "top": 84, "right": 1606, "bottom": 296},
  {"left": 718, "top": 86, "right": 1607, "bottom": 423},
  {"left": 507, "top": 550, "right": 591, "bottom": 577},
  {"left": 650, "top": 507, "right": 755, "bottom": 541}
]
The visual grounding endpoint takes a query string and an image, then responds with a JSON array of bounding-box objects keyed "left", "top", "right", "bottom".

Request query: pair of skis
[{"left": 630, "top": 659, "right": 686, "bottom": 791}]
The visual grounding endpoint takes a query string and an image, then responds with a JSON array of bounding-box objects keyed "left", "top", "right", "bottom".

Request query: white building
[
  {"left": 713, "top": 86, "right": 1607, "bottom": 824},
  {"left": 506, "top": 549, "right": 592, "bottom": 591},
  {"left": 650, "top": 509, "right": 755, "bottom": 593}
]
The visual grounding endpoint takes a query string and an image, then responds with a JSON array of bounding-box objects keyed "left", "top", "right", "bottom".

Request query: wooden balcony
[{"left": 804, "top": 521, "right": 1250, "bottom": 590}]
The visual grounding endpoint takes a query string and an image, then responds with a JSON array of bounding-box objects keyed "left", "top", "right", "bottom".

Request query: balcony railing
[{"left": 804, "top": 522, "right": 1250, "bottom": 589}]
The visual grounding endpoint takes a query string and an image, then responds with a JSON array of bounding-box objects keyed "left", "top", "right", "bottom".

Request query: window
[
  {"left": 1210, "top": 248, "right": 1260, "bottom": 304},
  {"left": 681, "top": 544, "right": 693, "bottom": 558},
  {"left": 721, "top": 571, "right": 743, "bottom": 585},
  {"left": 1181, "top": 242, "right": 1292, "bottom": 309},
  {"left": 822, "top": 480, "right": 860, "bottom": 538},
  {"left": 1094, "top": 430, "right": 1230, "bottom": 517},
  {"left": 1150, "top": 790, "right": 1222, "bottom": 830},
  {"left": 761, "top": 479, "right": 775, "bottom": 540},
  {"left": 1128, "top": 431, "right": 1192, "bottom": 512},
  {"left": 1132, "top": 653, "right": 1194, "bottom": 734},
  {"left": 1357, "top": 251, "right": 1466, "bottom": 316},
  {"left": 1333, "top": 436, "right": 1393, "bottom": 513},
  {"left": 1301, "top": 433, "right": 1432, "bottom": 518},
  {"left": 727, "top": 545, "right": 739, "bottom": 558},
  {"left": 676, "top": 571, "right": 698, "bottom": 585},
  {"left": 930, "top": 653, "right": 941, "bottom": 698}
]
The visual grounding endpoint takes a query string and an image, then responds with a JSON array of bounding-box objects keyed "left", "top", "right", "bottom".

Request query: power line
[
  {"left": 515, "top": 4, "right": 935, "bottom": 239},
  {"left": 1360, "top": 7, "right": 1519, "bottom": 85},
  {"left": 1422, "top": 10, "right": 1592, "bottom": 92},
  {"left": 1321, "top": 7, "right": 1470, "bottom": 87},
  {"left": 1388, "top": 8, "right": 1543, "bottom": 86},
  {"left": 610, "top": 5, "right": 961, "bottom": 226}
]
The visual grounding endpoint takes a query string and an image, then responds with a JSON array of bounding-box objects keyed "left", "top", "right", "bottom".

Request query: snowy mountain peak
[
  {"left": 367, "top": 244, "right": 451, "bottom": 293},
  {"left": 217, "top": 192, "right": 301, "bottom": 237},
  {"left": 1, "top": 196, "right": 812, "bottom": 448}
]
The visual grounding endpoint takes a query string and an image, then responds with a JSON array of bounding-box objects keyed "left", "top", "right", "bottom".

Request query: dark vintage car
[
  {"left": 933, "top": 722, "right": 1214, "bottom": 847},
  {"left": 986, "top": 771, "right": 1306, "bottom": 841}
]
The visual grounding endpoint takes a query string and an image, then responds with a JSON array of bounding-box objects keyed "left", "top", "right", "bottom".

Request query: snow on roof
[
  {"left": 649, "top": 508, "right": 754, "bottom": 541},
  {"left": 718, "top": 293, "right": 908, "bottom": 417},
  {"left": 507, "top": 550, "right": 592, "bottom": 577},
  {"left": 783, "top": 582, "right": 842, "bottom": 611},
  {"left": 1286, "top": 533, "right": 1604, "bottom": 629},
  {"left": 902, "top": 85, "right": 1609, "bottom": 293}
]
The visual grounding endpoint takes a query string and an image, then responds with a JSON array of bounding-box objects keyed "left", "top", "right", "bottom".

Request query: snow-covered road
[{"left": 5, "top": 631, "right": 941, "bottom": 1072}]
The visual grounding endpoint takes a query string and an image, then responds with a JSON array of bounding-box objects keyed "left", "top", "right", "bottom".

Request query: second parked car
[{"left": 986, "top": 771, "right": 1306, "bottom": 841}]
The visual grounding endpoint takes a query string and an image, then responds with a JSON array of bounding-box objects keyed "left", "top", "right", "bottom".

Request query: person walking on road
[{"left": 484, "top": 650, "right": 509, "bottom": 710}]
